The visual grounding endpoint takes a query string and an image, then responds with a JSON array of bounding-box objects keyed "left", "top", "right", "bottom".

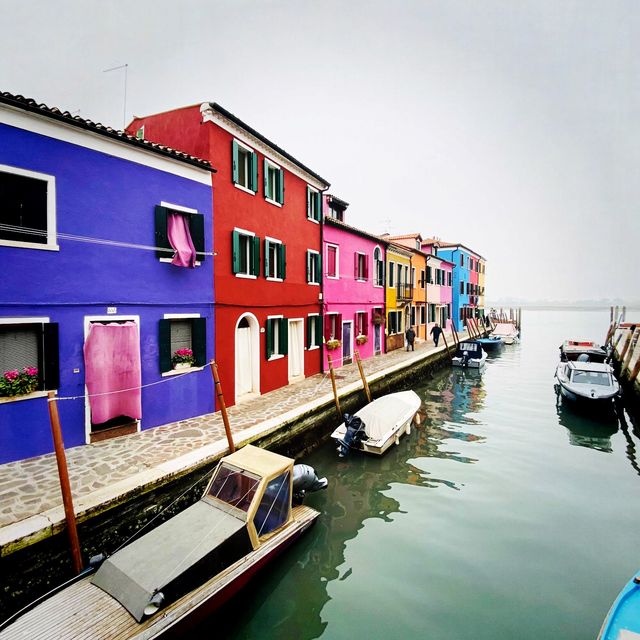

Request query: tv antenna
[{"left": 103, "top": 63, "right": 128, "bottom": 129}]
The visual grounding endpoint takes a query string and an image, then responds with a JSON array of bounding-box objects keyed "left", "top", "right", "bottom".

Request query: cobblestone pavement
[{"left": 0, "top": 335, "right": 461, "bottom": 529}]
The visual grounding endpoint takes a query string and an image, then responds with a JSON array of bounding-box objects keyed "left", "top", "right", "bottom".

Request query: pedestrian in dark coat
[
  {"left": 430, "top": 323, "right": 443, "bottom": 347},
  {"left": 405, "top": 326, "right": 416, "bottom": 351}
]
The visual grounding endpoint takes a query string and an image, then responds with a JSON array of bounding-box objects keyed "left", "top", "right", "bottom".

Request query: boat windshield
[
  {"left": 571, "top": 371, "right": 611, "bottom": 386},
  {"left": 206, "top": 463, "right": 260, "bottom": 512}
]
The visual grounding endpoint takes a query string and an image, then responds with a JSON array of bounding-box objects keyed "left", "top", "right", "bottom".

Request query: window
[
  {"left": 263, "top": 159, "right": 284, "bottom": 205},
  {"left": 266, "top": 317, "right": 288, "bottom": 359},
  {"left": 328, "top": 203, "right": 345, "bottom": 221},
  {"left": 427, "top": 266, "right": 432, "bottom": 284},
  {"left": 470, "top": 258, "right": 474, "bottom": 271},
  {"left": 388, "top": 262, "right": 395, "bottom": 288},
  {"left": 373, "top": 247, "right": 384, "bottom": 286},
  {"left": 0, "top": 164, "right": 57, "bottom": 250},
  {"left": 388, "top": 311, "right": 402, "bottom": 335},
  {"left": 232, "top": 140, "right": 258, "bottom": 192},
  {"left": 307, "top": 314, "right": 322, "bottom": 349},
  {"left": 419, "top": 306, "right": 426, "bottom": 324},
  {"left": 326, "top": 244, "right": 339, "bottom": 278},
  {"left": 447, "top": 272, "right": 452, "bottom": 286},
  {"left": 306, "top": 186, "right": 322, "bottom": 222},
  {"left": 420, "top": 270, "right": 425, "bottom": 288},
  {"left": 447, "top": 304, "right": 451, "bottom": 320},
  {"left": 206, "top": 463, "right": 259, "bottom": 512},
  {"left": 307, "top": 250, "right": 321, "bottom": 284},
  {"left": 460, "top": 254, "right": 464, "bottom": 266},
  {"left": 410, "top": 306, "right": 416, "bottom": 327},
  {"left": 411, "top": 268, "right": 416, "bottom": 288},
  {"left": 324, "top": 313, "right": 342, "bottom": 340},
  {"left": 253, "top": 470, "right": 291, "bottom": 536},
  {"left": 0, "top": 320, "right": 59, "bottom": 396},
  {"left": 415, "top": 239, "right": 421, "bottom": 250},
  {"left": 159, "top": 316, "right": 206, "bottom": 373},
  {"left": 232, "top": 229, "right": 260, "bottom": 277},
  {"left": 429, "top": 304, "right": 436, "bottom": 323},
  {"left": 460, "top": 281, "right": 464, "bottom": 295},
  {"left": 355, "top": 252, "right": 368, "bottom": 281},
  {"left": 265, "top": 238, "right": 286, "bottom": 280},
  {"left": 355, "top": 311, "right": 368, "bottom": 336},
  {"left": 155, "top": 205, "right": 205, "bottom": 266}
]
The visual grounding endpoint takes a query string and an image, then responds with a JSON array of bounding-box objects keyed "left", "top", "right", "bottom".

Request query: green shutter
[
  {"left": 263, "top": 159, "right": 269, "bottom": 198},
  {"left": 279, "top": 243, "right": 286, "bottom": 279},
  {"left": 189, "top": 213, "right": 206, "bottom": 263},
  {"left": 159, "top": 319, "right": 172, "bottom": 373},
  {"left": 251, "top": 235, "right": 261, "bottom": 276},
  {"left": 306, "top": 316, "right": 312, "bottom": 348},
  {"left": 279, "top": 318, "right": 288, "bottom": 355},
  {"left": 315, "top": 191, "right": 322, "bottom": 221},
  {"left": 315, "top": 315, "right": 322, "bottom": 346},
  {"left": 192, "top": 318, "right": 207, "bottom": 366},
  {"left": 306, "top": 186, "right": 311, "bottom": 218},
  {"left": 315, "top": 252, "right": 321, "bottom": 282},
  {"left": 266, "top": 319, "right": 274, "bottom": 359},
  {"left": 42, "top": 322, "right": 59, "bottom": 390},
  {"left": 277, "top": 169, "right": 284, "bottom": 204},
  {"left": 232, "top": 230, "right": 241, "bottom": 273},
  {"left": 264, "top": 239, "right": 270, "bottom": 277},
  {"left": 306, "top": 251, "right": 311, "bottom": 282},
  {"left": 251, "top": 152, "right": 258, "bottom": 193},
  {"left": 154, "top": 205, "right": 173, "bottom": 259},
  {"left": 232, "top": 140, "right": 239, "bottom": 184}
]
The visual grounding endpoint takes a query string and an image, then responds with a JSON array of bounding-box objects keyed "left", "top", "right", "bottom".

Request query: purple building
[{"left": 0, "top": 93, "right": 215, "bottom": 464}]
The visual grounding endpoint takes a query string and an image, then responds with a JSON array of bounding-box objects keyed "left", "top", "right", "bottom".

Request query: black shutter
[
  {"left": 42, "top": 322, "right": 59, "bottom": 390},
  {"left": 154, "top": 206, "right": 173, "bottom": 259},
  {"left": 159, "top": 319, "right": 172, "bottom": 372},
  {"left": 189, "top": 213, "right": 206, "bottom": 263},
  {"left": 192, "top": 318, "right": 207, "bottom": 367}
]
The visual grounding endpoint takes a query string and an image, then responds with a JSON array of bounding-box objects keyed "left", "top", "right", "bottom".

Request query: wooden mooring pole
[
  {"left": 451, "top": 323, "right": 460, "bottom": 345},
  {"left": 47, "top": 392, "right": 83, "bottom": 574},
  {"left": 354, "top": 350, "right": 372, "bottom": 403},
  {"left": 209, "top": 360, "right": 235, "bottom": 453},
  {"left": 441, "top": 329, "right": 453, "bottom": 362},
  {"left": 327, "top": 354, "right": 341, "bottom": 415}
]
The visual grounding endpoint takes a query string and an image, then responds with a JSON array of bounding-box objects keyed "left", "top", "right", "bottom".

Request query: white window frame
[
  {"left": 159, "top": 201, "right": 201, "bottom": 266},
  {"left": 267, "top": 314, "right": 285, "bottom": 360},
  {"left": 0, "top": 163, "right": 58, "bottom": 251},
  {"left": 234, "top": 226, "right": 257, "bottom": 279},
  {"left": 373, "top": 246, "right": 384, "bottom": 288},
  {"left": 161, "top": 313, "right": 205, "bottom": 377},
  {"left": 307, "top": 185, "right": 320, "bottom": 224},
  {"left": 307, "top": 249, "right": 320, "bottom": 285},
  {"left": 325, "top": 243, "right": 339, "bottom": 279},
  {"left": 355, "top": 252, "right": 367, "bottom": 282},
  {"left": 355, "top": 310, "right": 366, "bottom": 336},
  {"left": 307, "top": 313, "right": 321, "bottom": 350},
  {"left": 233, "top": 139, "right": 256, "bottom": 195},
  {"left": 327, "top": 312, "right": 339, "bottom": 340},
  {"left": 264, "top": 158, "right": 283, "bottom": 207},
  {"left": 265, "top": 235, "right": 283, "bottom": 281}
]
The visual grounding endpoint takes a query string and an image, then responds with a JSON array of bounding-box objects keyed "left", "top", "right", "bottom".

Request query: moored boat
[
  {"left": 491, "top": 322, "right": 519, "bottom": 344},
  {"left": 559, "top": 339, "right": 607, "bottom": 363},
  {"left": 598, "top": 571, "right": 640, "bottom": 639},
  {"left": 451, "top": 341, "right": 487, "bottom": 368},
  {"left": 476, "top": 335, "right": 504, "bottom": 351},
  {"left": 555, "top": 360, "right": 620, "bottom": 409},
  {"left": 331, "top": 390, "right": 421, "bottom": 457},
  {"left": 0, "top": 445, "right": 326, "bottom": 639}
]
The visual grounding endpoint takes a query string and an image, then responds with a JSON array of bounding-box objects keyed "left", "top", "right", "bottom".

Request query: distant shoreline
[{"left": 487, "top": 305, "right": 640, "bottom": 312}]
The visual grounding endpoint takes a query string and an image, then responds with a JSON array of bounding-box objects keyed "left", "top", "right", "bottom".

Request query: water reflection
[
  {"left": 555, "top": 401, "right": 618, "bottom": 452},
  {"left": 202, "top": 367, "right": 485, "bottom": 640}
]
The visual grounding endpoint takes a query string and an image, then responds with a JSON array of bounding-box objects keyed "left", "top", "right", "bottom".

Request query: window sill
[
  {"left": 307, "top": 345, "right": 320, "bottom": 351},
  {"left": 306, "top": 217, "right": 320, "bottom": 225},
  {"left": 0, "top": 390, "right": 50, "bottom": 404},
  {"left": 268, "top": 354, "right": 285, "bottom": 361},
  {"left": 0, "top": 240, "right": 60, "bottom": 252},
  {"left": 161, "top": 366, "right": 205, "bottom": 377},
  {"left": 265, "top": 198, "right": 283, "bottom": 208},
  {"left": 373, "top": 283, "right": 384, "bottom": 288},
  {"left": 307, "top": 281, "right": 320, "bottom": 286},
  {"left": 234, "top": 183, "right": 257, "bottom": 196},
  {"left": 355, "top": 278, "right": 367, "bottom": 282},
  {"left": 235, "top": 273, "right": 258, "bottom": 279},
  {"left": 326, "top": 274, "right": 339, "bottom": 279},
  {"left": 159, "top": 258, "right": 201, "bottom": 266},
  {"left": 266, "top": 277, "right": 284, "bottom": 282}
]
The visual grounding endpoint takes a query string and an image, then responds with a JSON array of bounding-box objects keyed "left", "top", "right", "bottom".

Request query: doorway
[
  {"left": 342, "top": 321, "right": 353, "bottom": 365},
  {"left": 288, "top": 319, "right": 304, "bottom": 382},
  {"left": 374, "top": 323, "right": 382, "bottom": 355},
  {"left": 235, "top": 313, "right": 260, "bottom": 402}
]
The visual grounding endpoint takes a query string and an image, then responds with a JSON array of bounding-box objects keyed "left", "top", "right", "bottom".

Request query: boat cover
[
  {"left": 492, "top": 323, "right": 518, "bottom": 337},
  {"left": 355, "top": 391, "right": 421, "bottom": 441}
]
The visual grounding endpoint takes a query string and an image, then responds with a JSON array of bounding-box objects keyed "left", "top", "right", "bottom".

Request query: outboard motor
[
  {"left": 292, "top": 464, "right": 328, "bottom": 504},
  {"left": 461, "top": 353, "right": 470, "bottom": 368},
  {"left": 338, "top": 413, "right": 368, "bottom": 458}
]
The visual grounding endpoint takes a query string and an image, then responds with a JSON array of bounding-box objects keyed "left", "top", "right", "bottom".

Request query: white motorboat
[
  {"left": 491, "top": 322, "right": 519, "bottom": 344},
  {"left": 331, "top": 390, "right": 421, "bottom": 457},
  {"left": 555, "top": 360, "right": 620, "bottom": 409},
  {"left": 559, "top": 339, "right": 607, "bottom": 363},
  {"left": 451, "top": 341, "right": 487, "bottom": 368}
]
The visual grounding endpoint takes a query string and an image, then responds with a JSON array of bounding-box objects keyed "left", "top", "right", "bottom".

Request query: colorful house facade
[
  {"left": 385, "top": 243, "right": 413, "bottom": 351},
  {"left": 422, "top": 240, "right": 486, "bottom": 331},
  {"left": 128, "top": 102, "right": 330, "bottom": 405},
  {"left": 322, "top": 200, "right": 387, "bottom": 369},
  {"left": 0, "top": 93, "right": 215, "bottom": 464}
]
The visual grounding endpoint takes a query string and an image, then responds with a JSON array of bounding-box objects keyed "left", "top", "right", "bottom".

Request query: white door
[
  {"left": 288, "top": 319, "right": 304, "bottom": 381},
  {"left": 236, "top": 325, "right": 253, "bottom": 396}
]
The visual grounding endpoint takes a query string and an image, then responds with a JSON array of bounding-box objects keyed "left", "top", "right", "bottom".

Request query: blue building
[
  {"left": 0, "top": 93, "right": 215, "bottom": 463},
  {"left": 421, "top": 240, "right": 486, "bottom": 331}
]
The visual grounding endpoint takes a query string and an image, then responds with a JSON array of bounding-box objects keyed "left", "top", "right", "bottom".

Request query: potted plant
[
  {"left": 355, "top": 334, "right": 367, "bottom": 345},
  {"left": 171, "top": 348, "right": 195, "bottom": 370},
  {"left": 325, "top": 339, "right": 341, "bottom": 351},
  {"left": 0, "top": 367, "right": 39, "bottom": 397}
]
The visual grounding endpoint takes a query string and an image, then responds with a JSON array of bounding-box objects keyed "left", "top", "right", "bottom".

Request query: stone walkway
[{"left": 0, "top": 333, "right": 463, "bottom": 544}]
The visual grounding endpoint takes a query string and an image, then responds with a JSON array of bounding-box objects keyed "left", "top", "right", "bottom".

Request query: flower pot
[{"left": 173, "top": 362, "right": 192, "bottom": 370}]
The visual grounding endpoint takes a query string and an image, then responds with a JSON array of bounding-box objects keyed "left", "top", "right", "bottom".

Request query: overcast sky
[{"left": 1, "top": 0, "right": 637, "bottom": 302}]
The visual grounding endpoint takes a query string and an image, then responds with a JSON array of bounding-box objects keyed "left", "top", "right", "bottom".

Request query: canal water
[{"left": 207, "top": 310, "right": 640, "bottom": 640}]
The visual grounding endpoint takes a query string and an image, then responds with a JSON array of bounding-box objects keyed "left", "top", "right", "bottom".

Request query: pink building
[
  {"left": 323, "top": 196, "right": 387, "bottom": 369},
  {"left": 425, "top": 253, "right": 454, "bottom": 335}
]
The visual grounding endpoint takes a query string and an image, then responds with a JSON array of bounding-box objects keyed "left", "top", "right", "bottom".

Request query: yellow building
[{"left": 385, "top": 243, "right": 413, "bottom": 352}]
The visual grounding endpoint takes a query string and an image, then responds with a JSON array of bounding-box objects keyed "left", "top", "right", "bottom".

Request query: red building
[{"left": 128, "top": 103, "right": 330, "bottom": 405}]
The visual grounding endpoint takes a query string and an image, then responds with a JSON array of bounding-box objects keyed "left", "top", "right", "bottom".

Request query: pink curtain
[
  {"left": 84, "top": 322, "right": 142, "bottom": 424},
  {"left": 167, "top": 212, "right": 197, "bottom": 268}
]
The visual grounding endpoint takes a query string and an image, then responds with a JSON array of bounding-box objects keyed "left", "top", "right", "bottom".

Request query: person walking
[
  {"left": 405, "top": 326, "right": 416, "bottom": 351},
  {"left": 430, "top": 322, "right": 443, "bottom": 347}
]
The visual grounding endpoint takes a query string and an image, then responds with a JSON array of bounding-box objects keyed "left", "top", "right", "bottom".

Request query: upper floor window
[
  {"left": 232, "top": 140, "right": 258, "bottom": 193},
  {"left": 155, "top": 204, "right": 205, "bottom": 267},
  {"left": 306, "top": 186, "right": 322, "bottom": 222},
  {"left": 460, "top": 281, "right": 464, "bottom": 295},
  {"left": 306, "top": 250, "right": 321, "bottom": 284},
  {"left": 0, "top": 164, "right": 57, "bottom": 251},
  {"left": 447, "top": 272, "right": 452, "bottom": 286},
  {"left": 355, "top": 252, "right": 368, "bottom": 281},
  {"left": 263, "top": 159, "right": 284, "bottom": 205},
  {"left": 373, "top": 247, "right": 384, "bottom": 286},
  {"left": 232, "top": 229, "right": 260, "bottom": 277},
  {"left": 326, "top": 244, "right": 339, "bottom": 278},
  {"left": 265, "top": 238, "right": 286, "bottom": 280},
  {"left": 388, "top": 261, "right": 395, "bottom": 288},
  {"left": 460, "top": 254, "right": 464, "bottom": 266}
]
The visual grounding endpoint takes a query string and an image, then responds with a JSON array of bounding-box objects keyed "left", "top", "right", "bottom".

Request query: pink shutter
[
  {"left": 354, "top": 253, "right": 359, "bottom": 278},
  {"left": 364, "top": 255, "right": 369, "bottom": 280},
  {"left": 337, "top": 314, "right": 343, "bottom": 340},
  {"left": 364, "top": 312, "right": 369, "bottom": 335}
]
